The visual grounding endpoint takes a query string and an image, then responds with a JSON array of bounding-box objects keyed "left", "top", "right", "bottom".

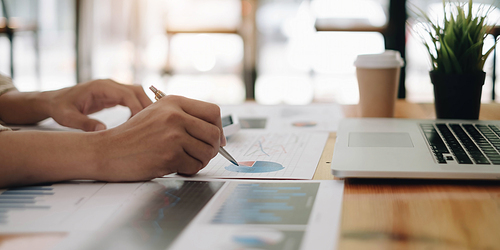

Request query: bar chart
[
  {"left": 0, "top": 182, "right": 138, "bottom": 233},
  {"left": 0, "top": 185, "right": 54, "bottom": 225},
  {"left": 88, "top": 180, "right": 225, "bottom": 250},
  {"left": 211, "top": 182, "right": 319, "bottom": 225},
  {"left": 146, "top": 180, "right": 344, "bottom": 250}
]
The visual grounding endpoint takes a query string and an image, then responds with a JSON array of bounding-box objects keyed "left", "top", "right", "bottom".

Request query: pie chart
[
  {"left": 225, "top": 161, "right": 284, "bottom": 173},
  {"left": 231, "top": 229, "right": 284, "bottom": 247}
]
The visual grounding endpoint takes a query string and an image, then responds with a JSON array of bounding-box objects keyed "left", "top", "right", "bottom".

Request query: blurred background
[{"left": 0, "top": 0, "right": 499, "bottom": 105}]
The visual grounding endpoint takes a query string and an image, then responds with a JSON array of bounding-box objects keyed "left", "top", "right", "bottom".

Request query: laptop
[{"left": 331, "top": 118, "right": 500, "bottom": 179}]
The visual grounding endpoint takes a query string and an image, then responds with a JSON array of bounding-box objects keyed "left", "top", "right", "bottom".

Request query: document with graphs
[
  {"left": 46, "top": 179, "right": 344, "bottom": 250},
  {"left": 187, "top": 131, "right": 329, "bottom": 180}
]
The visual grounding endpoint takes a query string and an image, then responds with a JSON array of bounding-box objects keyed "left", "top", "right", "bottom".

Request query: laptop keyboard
[{"left": 420, "top": 123, "right": 500, "bottom": 165}]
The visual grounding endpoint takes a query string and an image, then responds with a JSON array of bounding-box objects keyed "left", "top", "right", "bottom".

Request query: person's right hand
[{"left": 90, "top": 95, "right": 226, "bottom": 181}]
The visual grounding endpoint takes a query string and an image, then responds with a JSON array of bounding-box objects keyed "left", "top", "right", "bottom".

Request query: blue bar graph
[
  {"left": 0, "top": 210, "right": 6, "bottom": 224},
  {"left": 0, "top": 196, "right": 36, "bottom": 200},
  {"left": 211, "top": 183, "right": 319, "bottom": 225},
  {"left": 0, "top": 200, "right": 36, "bottom": 204},
  {"left": 0, "top": 204, "right": 50, "bottom": 209},
  {"left": 1, "top": 191, "right": 54, "bottom": 195},
  {"left": 0, "top": 186, "right": 54, "bottom": 224},
  {"left": 9, "top": 187, "right": 53, "bottom": 191}
]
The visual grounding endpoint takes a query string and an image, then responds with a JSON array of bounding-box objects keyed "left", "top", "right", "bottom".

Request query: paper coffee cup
[{"left": 354, "top": 50, "right": 404, "bottom": 117}]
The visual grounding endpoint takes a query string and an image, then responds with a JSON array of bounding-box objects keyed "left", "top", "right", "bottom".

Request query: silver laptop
[{"left": 331, "top": 118, "right": 500, "bottom": 179}]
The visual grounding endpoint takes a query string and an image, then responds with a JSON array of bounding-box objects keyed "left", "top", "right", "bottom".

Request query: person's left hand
[{"left": 46, "top": 79, "right": 152, "bottom": 131}]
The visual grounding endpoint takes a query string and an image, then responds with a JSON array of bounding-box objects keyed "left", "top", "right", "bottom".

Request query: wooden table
[
  {"left": 313, "top": 100, "right": 500, "bottom": 249},
  {"left": 3, "top": 100, "right": 500, "bottom": 250}
]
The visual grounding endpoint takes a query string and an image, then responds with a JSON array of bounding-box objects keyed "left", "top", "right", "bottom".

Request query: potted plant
[{"left": 413, "top": 0, "right": 497, "bottom": 119}]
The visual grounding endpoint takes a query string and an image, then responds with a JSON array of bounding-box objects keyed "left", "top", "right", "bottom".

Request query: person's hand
[
  {"left": 46, "top": 79, "right": 152, "bottom": 131},
  {"left": 90, "top": 95, "right": 225, "bottom": 181}
]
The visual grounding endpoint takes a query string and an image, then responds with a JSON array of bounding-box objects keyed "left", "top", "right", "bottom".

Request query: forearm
[
  {"left": 0, "top": 131, "right": 99, "bottom": 188},
  {"left": 0, "top": 90, "right": 52, "bottom": 124}
]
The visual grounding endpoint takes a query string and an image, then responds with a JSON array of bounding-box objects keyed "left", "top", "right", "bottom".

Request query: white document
[
  {"left": 169, "top": 179, "right": 345, "bottom": 250},
  {"left": 0, "top": 181, "right": 143, "bottom": 233},
  {"left": 191, "top": 131, "right": 329, "bottom": 179},
  {"left": 47, "top": 179, "right": 344, "bottom": 250},
  {"left": 220, "top": 103, "right": 344, "bottom": 132}
]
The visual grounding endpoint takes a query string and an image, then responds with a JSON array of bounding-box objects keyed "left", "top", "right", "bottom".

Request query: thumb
[{"left": 57, "top": 111, "right": 107, "bottom": 132}]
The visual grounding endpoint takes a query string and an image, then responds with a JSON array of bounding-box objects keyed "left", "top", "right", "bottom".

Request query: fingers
[
  {"left": 116, "top": 84, "right": 153, "bottom": 116},
  {"left": 160, "top": 95, "right": 226, "bottom": 146},
  {"left": 130, "top": 85, "right": 153, "bottom": 108},
  {"left": 118, "top": 90, "right": 145, "bottom": 117},
  {"left": 175, "top": 96, "right": 222, "bottom": 128},
  {"left": 221, "top": 133, "right": 227, "bottom": 147},
  {"left": 78, "top": 80, "right": 151, "bottom": 117},
  {"left": 154, "top": 102, "right": 221, "bottom": 175},
  {"left": 183, "top": 115, "right": 222, "bottom": 151},
  {"left": 175, "top": 156, "right": 203, "bottom": 176},
  {"left": 179, "top": 135, "right": 218, "bottom": 174},
  {"left": 150, "top": 128, "right": 216, "bottom": 176},
  {"left": 57, "top": 107, "right": 106, "bottom": 131}
]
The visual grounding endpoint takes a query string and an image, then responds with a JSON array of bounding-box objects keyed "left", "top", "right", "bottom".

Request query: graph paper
[{"left": 193, "top": 131, "right": 328, "bottom": 179}]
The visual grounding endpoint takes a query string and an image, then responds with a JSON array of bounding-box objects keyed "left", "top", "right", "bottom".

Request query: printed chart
[
  {"left": 85, "top": 180, "right": 225, "bottom": 250},
  {"left": 208, "top": 182, "right": 319, "bottom": 249},
  {"left": 229, "top": 229, "right": 304, "bottom": 249},
  {"left": 170, "top": 180, "right": 345, "bottom": 250},
  {"left": 211, "top": 182, "right": 318, "bottom": 225},
  {"left": 0, "top": 182, "right": 142, "bottom": 233},
  {"left": 196, "top": 131, "right": 328, "bottom": 179},
  {"left": 220, "top": 103, "right": 344, "bottom": 132},
  {"left": 1, "top": 179, "right": 344, "bottom": 250},
  {"left": 0, "top": 185, "right": 54, "bottom": 226},
  {"left": 225, "top": 161, "right": 284, "bottom": 173}
]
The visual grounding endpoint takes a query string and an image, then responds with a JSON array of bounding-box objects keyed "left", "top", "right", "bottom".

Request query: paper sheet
[
  {"left": 44, "top": 179, "right": 344, "bottom": 250},
  {"left": 220, "top": 103, "right": 344, "bottom": 132},
  {"left": 0, "top": 181, "right": 142, "bottom": 233},
  {"left": 170, "top": 180, "right": 345, "bottom": 250},
  {"left": 189, "top": 131, "right": 329, "bottom": 179}
]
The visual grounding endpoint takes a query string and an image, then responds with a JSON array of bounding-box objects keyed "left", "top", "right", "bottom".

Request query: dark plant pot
[{"left": 430, "top": 71, "right": 486, "bottom": 120}]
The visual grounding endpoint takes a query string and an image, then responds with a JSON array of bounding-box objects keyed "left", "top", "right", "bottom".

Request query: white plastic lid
[{"left": 354, "top": 50, "right": 405, "bottom": 69}]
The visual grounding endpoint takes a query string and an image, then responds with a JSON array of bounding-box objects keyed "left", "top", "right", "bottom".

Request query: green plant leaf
[
  {"left": 440, "top": 41, "right": 455, "bottom": 73},
  {"left": 461, "top": 40, "right": 483, "bottom": 71},
  {"left": 411, "top": 0, "right": 498, "bottom": 74},
  {"left": 479, "top": 43, "right": 497, "bottom": 69}
]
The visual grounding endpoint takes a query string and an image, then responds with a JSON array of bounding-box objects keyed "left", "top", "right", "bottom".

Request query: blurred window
[{"left": 0, "top": 0, "right": 75, "bottom": 92}]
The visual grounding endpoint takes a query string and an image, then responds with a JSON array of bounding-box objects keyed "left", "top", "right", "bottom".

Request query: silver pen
[{"left": 149, "top": 85, "right": 239, "bottom": 166}]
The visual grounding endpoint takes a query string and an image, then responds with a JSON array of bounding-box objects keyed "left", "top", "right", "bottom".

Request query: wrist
[
  {"left": 0, "top": 131, "right": 105, "bottom": 187},
  {"left": 35, "top": 90, "right": 56, "bottom": 118},
  {"left": 0, "top": 90, "right": 52, "bottom": 124},
  {"left": 81, "top": 130, "right": 109, "bottom": 181}
]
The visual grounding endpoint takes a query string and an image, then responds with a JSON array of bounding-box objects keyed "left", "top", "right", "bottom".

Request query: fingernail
[
  {"left": 95, "top": 124, "right": 106, "bottom": 131},
  {"left": 221, "top": 135, "right": 227, "bottom": 146}
]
